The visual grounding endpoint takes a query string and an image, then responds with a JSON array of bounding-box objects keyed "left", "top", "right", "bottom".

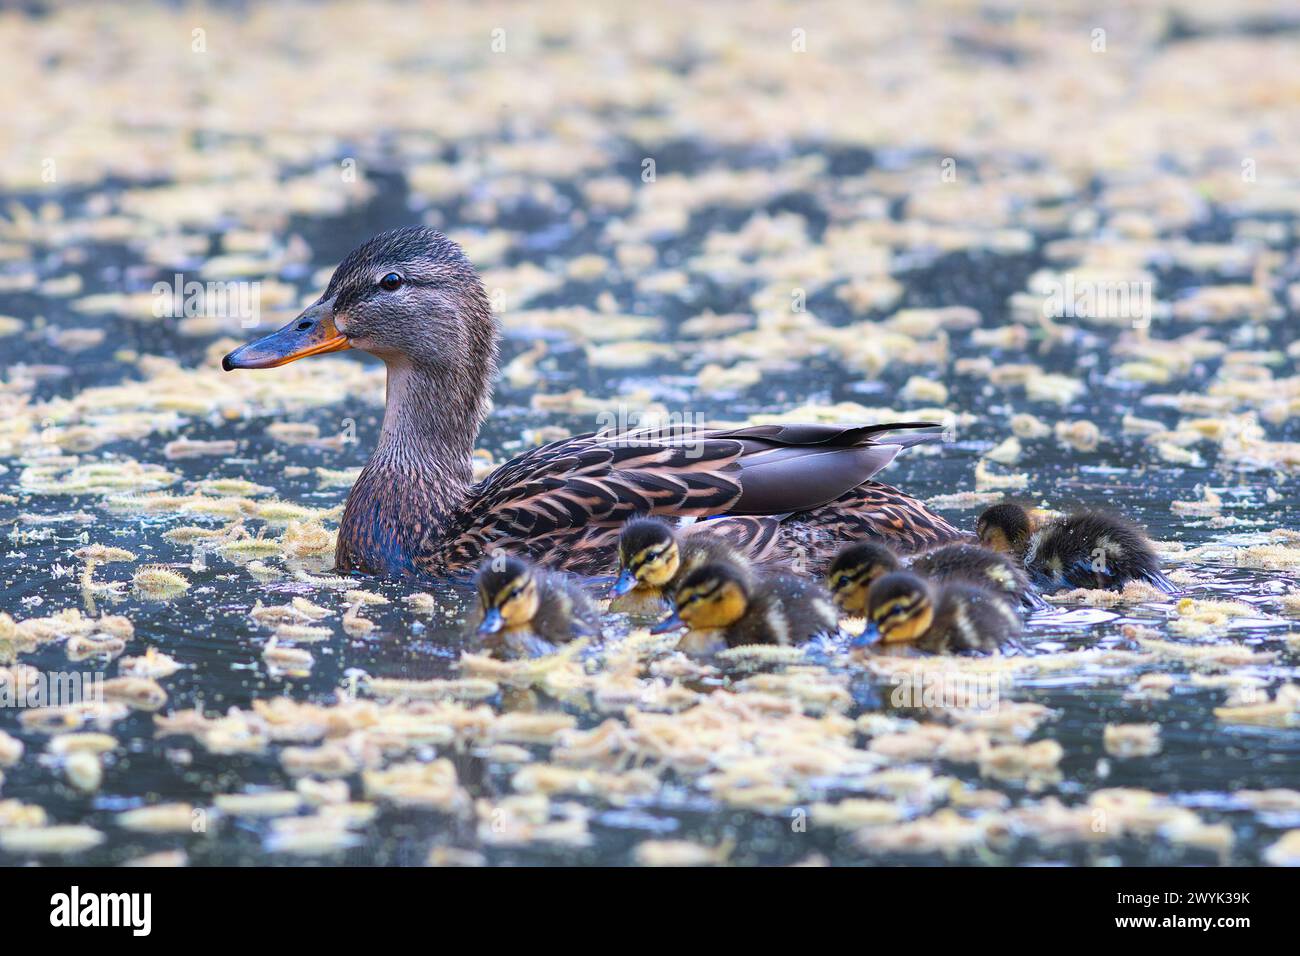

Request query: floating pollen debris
[
  {"left": 214, "top": 791, "right": 304, "bottom": 818},
  {"left": 0, "top": 800, "right": 47, "bottom": 829},
  {"left": 47, "top": 733, "right": 116, "bottom": 757},
  {"left": 164, "top": 439, "right": 239, "bottom": 460},
  {"left": 62, "top": 750, "right": 104, "bottom": 792},
  {"left": 119, "top": 648, "right": 182, "bottom": 679},
  {"left": 273, "top": 624, "right": 334, "bottom": 643},
  {"left": 635, "top": 839, "right": 732, "bottom": 866},
  {"left": 263, "top": 639, "right": 314, "bottom": 672},
  {"left": 1263, "top": 830, "right": 1300, "bottom": 867},
  {"left": 73, "top": 544, "right": 136, "bottom": 563},
  {"left": 1104, "top": 723, "right": 1162, "bottom": 758},
  {"left": 132, "top": 565, "right": 191, "bottom": 597},
  {"left": 0, "top": 825, "right": 105, "bottom": 855},
  {"left": 102, "top": 677, "right": 169, "bottom": 712},
  {"left": 361, "top": 675, "right": 499, "bottom": 702},
  {"left": 0, "top": 730, "right": 23, "bottom": 766},
  {"left": 1214, "top": 685, "right": 1300, "bottom": 728}
]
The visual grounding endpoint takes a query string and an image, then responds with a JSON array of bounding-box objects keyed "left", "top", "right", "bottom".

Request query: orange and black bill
[{"left": 222, "top": 300, "right": 349, "bottom": 370}]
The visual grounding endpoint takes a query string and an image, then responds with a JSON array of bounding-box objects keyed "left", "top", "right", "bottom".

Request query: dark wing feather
[{"left": 434, "top": 422, "right": 946, "bottom": 574}]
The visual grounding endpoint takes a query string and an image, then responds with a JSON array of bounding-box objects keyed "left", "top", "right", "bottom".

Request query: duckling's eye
[{"left": 379, "top": 273, "right": 403, "bottom": 292}]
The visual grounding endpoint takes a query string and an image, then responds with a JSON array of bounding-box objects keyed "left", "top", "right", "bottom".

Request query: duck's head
[
  {"left": 663, "top": 562, "right": 750, "bottom": 631},
  {"left": 611, "top": 518, "right": 681, "bottom": 596},
  {"left": 827, "top": 542, "right": 900, "bottom": 614},
  {"left": 976, "top": 502, "right": 1033, "bottom": 555},
  {"left": 223, "top": 225, "right": 496, "bottom": 384},
  {"left": 864, "top": 571, "right": 934, "bottom": 645},
  {"left": 476, "top": 553, "right": 540, "bottom": 634}
]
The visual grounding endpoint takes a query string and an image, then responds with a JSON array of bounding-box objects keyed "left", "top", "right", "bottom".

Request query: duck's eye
[{"left": 379, "top": 273, "right": 403, "bottom": 292}]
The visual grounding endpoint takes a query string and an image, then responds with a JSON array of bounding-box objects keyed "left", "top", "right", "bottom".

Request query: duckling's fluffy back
[
  {"left": 532, "top": 569, "right": 601, "bottom": 641},
  {"left": 920, "top": 582, "right": 1022, "bottom": 654},
  {"left": 677, "top": 527, "right": 749, "bottom": 584},
  {"left": 1024, "top": 510, "right": 1169, "bottom": 592},
  {"left": 910, "top": 542, "right": 1045, "bottom": 610},
  {"left": 728, "top": 571, "right": 838, "bottom": 648}
]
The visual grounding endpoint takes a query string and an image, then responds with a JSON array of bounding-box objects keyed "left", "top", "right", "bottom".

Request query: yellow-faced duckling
[
  {"left": 828, "top": 540, "right": 1048, "bottom": 613},
  {"left": 651, "top": 561, "right": 839, "bottom": 656},
  {"left": 610, "top": 517, "right": 748, "bottom": 617},
  {"left": 860, "top": 571, "right": 1022, "bottom": 654},
  {"left": 474, "top": 554, "right": 599, "bottom": 657},
  {"left": 826, "top": 542, "right": 901, "bottom": 614},
  {"left": 977, "top": 503, "right": 1175, "bottom": 594},
  {"left": 223, "top": 226, "right": 962, "bottom": 579}
]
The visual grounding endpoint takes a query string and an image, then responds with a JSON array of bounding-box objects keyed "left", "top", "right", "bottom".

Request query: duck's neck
[
  {"left": 337, "top": 353, "right": 494, "bottom": 576},
  {"left": 370, "top": 358, "right": 479, "bottom": 497},
  {"left": 336, "top": 275, "right": 498, "bottom": 576}
]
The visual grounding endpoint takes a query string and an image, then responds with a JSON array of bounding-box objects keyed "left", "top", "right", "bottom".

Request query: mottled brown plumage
[{"left": 224, "top": 227, "right": 963, "bottom": 580}]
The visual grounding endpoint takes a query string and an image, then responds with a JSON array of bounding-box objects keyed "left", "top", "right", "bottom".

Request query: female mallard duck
[
  {"left": 608, "top": 517, "right": 749, "bottom": 618},
  {"left": 827, "top": 540, "right": 1047, "bottom": 613},
  {"left": 650, "top": 560, "right": 839, "bottom": 656},
  {"left": 976, "top": 503, "right": 1174, "bottom": 594},
  {"left": 859, "top": 571, "right": 1021, "bottom": 654},
  {"left": 473, "top": 553, "right": 599, "bottom": 657},
  {"left": 224, "top": 227, "right": 961, "bottom": 578}
]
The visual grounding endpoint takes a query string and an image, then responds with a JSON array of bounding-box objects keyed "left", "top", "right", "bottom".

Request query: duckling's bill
[
  {"left": 850, "top": 620, "right": 881, "bottom": 648},
  {"left": 477, "top": 607, "right": 505, "bottom": 634},
  {"left": 610, "top": 569, "right": 639, "bottom": 597},
  {"left": 649, "top": 612, "right": 685, "bottom": 634}
]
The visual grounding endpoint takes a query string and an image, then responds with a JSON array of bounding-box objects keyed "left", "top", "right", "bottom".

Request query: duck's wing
[
  {"left": 779, "top": 480, "right": 968, "bottom": 563},
  {"left": 436, "top": 422, "right": 942, "bottom": 573},
  {"left": 681, "top": 515, "right": 786, "bottom": 568}
]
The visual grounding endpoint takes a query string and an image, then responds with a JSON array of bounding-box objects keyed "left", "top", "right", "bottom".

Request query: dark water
[{"left": 2, "top": 141, "right": 1299, "bottom": 867}]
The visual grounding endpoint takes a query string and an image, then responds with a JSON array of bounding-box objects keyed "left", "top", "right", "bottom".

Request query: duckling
[
  {"left": 861, "top": 571, "right": 1021, "bottom": 654},
  {"left": 977, "top": 503, "right": 1174, "bottom": 593},
  {"left": 609, "top": 517, "right": 747, "bottom": 618},
  {"left": 974, "top": 502, "right": 1038, "bottom": 555},
  {"left": 826, "top": 542, "right": 901, "bottom": 614},
  {"left": 651, "top": 561, "right": 839, "bottom": 656},
  {"left": 828, "top": 540, "right": 1048, "bottom": 614},
  {"left": 474, "top": 554, "right": 600, "bottom": 657},
  {"left": 911, "top": 542, "right": 1050, "bottom": 611}
]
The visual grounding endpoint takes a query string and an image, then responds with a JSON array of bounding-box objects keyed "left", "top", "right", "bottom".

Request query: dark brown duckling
[
  {"left": 860, "top": 571, "right": 1022, "bottom": 654},
  {"left": 911, "top": 542, "right": 1050, "bottom": 611},
  {"left": 977, "top": 503, "right": 1175, "bottom": 594},
  {"left": 609, "top": 517, "right": 748, "bottom": 618},
  {"left": 474, "top": 554, "right": 600, "bottom": 657},
  {"left": 652, "top": 560, "right": 839, "bottom": 657}
]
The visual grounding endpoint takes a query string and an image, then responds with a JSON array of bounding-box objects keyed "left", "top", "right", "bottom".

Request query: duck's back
[{"left": 426, "top": 423, "right": 962, "bottom": 576}]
